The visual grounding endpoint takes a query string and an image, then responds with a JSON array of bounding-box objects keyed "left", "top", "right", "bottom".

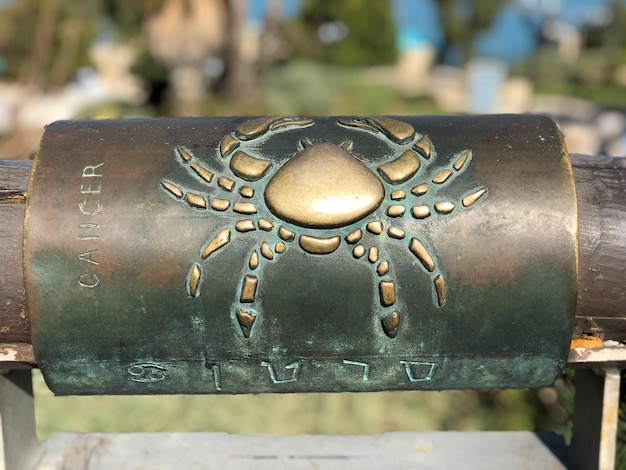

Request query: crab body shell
[{"left": 265, "top": 142, "right": 384, "bottom": 229}]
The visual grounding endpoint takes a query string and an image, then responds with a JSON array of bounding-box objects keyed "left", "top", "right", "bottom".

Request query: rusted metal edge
[
  {"left": 570, "top": 153, "right": 626, "bottom": 169},
  {"left": 568, "top": 335, "right": 626, "bottom": 365},
  {"left": 568, "top": 347, "right": 626, "bottom": 366},
  {"left": 0, "top": 189, "right": 27, "bottom": 203},
  {"left": 0, "top": 343, "right": 36, "bottom": 368},
  {"left": 0, "top": 159, "right": 31, "bottom": 344}
]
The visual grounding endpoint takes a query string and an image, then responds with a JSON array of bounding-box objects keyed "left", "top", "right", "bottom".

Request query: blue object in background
[
  {"left": 393, "top": 0, "right": 443, "bottom": 50},
  {"left": 467, "top": 57, "right": 508, "bottom": 113},
  {"left": 244, "top": 0, "right": 624, "bottom": 63},
  {"left": 475, "top": 3, "right": 539, "bottom": 63},
  {"left": 248, "top": 0, "right": 301, "bottom": 23}
]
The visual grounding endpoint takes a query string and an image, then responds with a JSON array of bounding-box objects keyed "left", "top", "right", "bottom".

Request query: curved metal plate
[{"left": 24, "top": 115, "right": 577, "bottom": 395}]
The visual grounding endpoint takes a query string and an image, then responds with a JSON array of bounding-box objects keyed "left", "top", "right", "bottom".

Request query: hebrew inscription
[
  {"left": 261, "top": 361, "right": 301, "bottom": 384},
  {"left": 343, "top": 360, "right": 371, "bottom": 381},
  {"left": 125, "top": 358, "right": 440, "bottom": 390},
  {"left": 401, "top": 361, "right": 438, "bottom": 382}
]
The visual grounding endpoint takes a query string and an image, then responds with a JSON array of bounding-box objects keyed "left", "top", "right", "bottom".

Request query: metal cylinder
[{"left": 24, "top": 115, "right": 577, "bottom": 395}]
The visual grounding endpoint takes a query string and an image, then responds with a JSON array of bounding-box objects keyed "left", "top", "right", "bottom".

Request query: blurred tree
[
  {"left": 100, "top": 0, "right": 166, "bottom": 41},
  {"left": 584, "top": 1, "right": 625, "bottom": 69},
  {"left": 220, "top": 0, "right": 247, "bottom": 102},
  {"left": 287, "top": 0, "right": 397, "bottom": 67},
  {"left": 144, "top": 0, "right": 229, "bottom": 115},
  {"left": 0, "top": 0, "right": 100, "bottom": 90},
  {"left": 256, "top": 0, "right": 292, "bottom": 89},
  {"left": 101, "top": 0, "right": 171, "bottom": 111},
  {"left": 102, "top": 0, "right": 247, "bottom": 113},
  {"left": 439, "top": 0, "right": 508, "bottom": 64}
]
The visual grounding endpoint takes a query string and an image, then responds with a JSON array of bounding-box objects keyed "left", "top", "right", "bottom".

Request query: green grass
[
  {"left": 513, "top": 46, "right": 626, "bottom": 108},
  {"left": 34, "top": 370, "right": 568, "bottom": 441},
  {"left": 196, "top": 60, "right": 442, "bottom": 117},
  {"left": 535, "top": 82, "right": 626, "bottom": 108},
  {"left": 264, "top": 60, "right": 442, "bottom": 116}
]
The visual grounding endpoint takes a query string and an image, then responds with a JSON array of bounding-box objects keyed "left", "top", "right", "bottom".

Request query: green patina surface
[{"left": 25, "top": 115, "right": 577, "bottom": 395}]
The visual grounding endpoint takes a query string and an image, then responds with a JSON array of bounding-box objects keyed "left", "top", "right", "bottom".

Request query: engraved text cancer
[{"left": 77, "top": 162, "right": 103, "bottom": 288}]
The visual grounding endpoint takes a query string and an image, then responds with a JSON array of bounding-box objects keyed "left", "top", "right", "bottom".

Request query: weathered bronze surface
[{"left": 24, "top": 115, "right": 578, "bottom": 395}]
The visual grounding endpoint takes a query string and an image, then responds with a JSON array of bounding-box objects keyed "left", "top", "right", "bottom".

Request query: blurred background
[
  {"left": 0, "top": 0, "right": 623, "bottom": 451},
  {"left": 2, "top": 0, "right": 626, "bottom": 159}
]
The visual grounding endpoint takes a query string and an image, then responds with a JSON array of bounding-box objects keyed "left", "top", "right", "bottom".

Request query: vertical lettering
[
  {"left": 78, "top": 200, "right": 102, "bottom": 215},
  {"left": 78, "top": 273, "right": 100, "bottom": 288},
  {"left": 78, "top": 249, "right": 100, "bottom": 266},
  {"left": 82, "top": 163, "right": 104, "bottom": 178},
  {"left": 80, "top": 182, "right": 102, "bottom": 194},
  {"left": 78, "top": 163, "right": 104, "bottom": 289},
  {"left": 77, "top": 223, "right": 99, "bottom": 240}
]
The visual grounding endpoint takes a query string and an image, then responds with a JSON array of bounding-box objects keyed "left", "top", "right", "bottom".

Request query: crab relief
[{"left": 160, "top": 117, "right": 488, "bottom": 339}]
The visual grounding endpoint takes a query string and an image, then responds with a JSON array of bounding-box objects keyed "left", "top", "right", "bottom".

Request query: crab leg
[
  {"left": 345, "top": 224, "right": 404, "bottom": 338},
  {"left": 160, "top": 178, "right": 266, "bottom": 221},
  {"left": 185, "top": 228, "right": 233, "bottom": 297},
  {"left": 234, "top": 232, "right": 294, "bottom": 338},
  {"left": 345, "top": 222, "right": 403, "bottom": 337},
  {"left": 407, "top": 147, "right": 487, "bottom": 217},
  {"left": 370, "top": 248, "right": 401, "bottom": 338},
  {"left": 409, "top": 237, "right": 446, "bottom": 307},
  {"left": 410, "top": 186, "right": 488, "bottom": 219},
  {"left": 175, "top": 146, "right": 216, "bottom": 184},
  {"left": 160, "top": 179, "right": 209, "bottom": 210},
  {"left": 234, "top": 273, "right": 260, "bottom": 338},
  {"left": 379, "top": 276, "right": 400, "bottom": 338},
  {"left": 186, "top": 221, "right": 293, "bottom": 338}
]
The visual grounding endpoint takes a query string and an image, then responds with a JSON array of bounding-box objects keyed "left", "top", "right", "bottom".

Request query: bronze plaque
[{"left": 24, "top": 116, "right": 577, "bottom": 395}]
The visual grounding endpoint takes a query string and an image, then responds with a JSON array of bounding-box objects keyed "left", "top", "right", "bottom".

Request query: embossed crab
[{"left": 160, "top": 117, "right": 488, "bottom": 339}]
